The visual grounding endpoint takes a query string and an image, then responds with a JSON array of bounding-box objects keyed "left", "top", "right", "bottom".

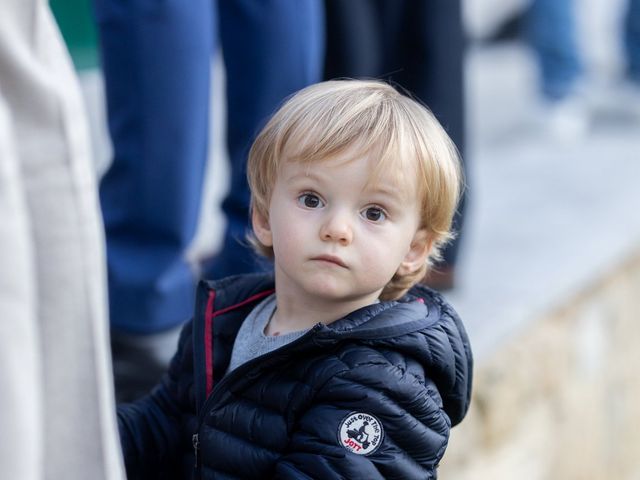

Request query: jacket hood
[{"left": 314, "top": 283, "right": 473, "bottom": 426}]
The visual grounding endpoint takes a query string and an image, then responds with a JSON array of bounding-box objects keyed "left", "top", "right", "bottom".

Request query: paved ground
[{"left": 79, "top": 40, "right": 640, "bottom": 362}]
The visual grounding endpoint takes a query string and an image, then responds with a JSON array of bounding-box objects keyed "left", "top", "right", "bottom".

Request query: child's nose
[{"left": 320, "top": 211, "right": 353, "bottom": 245}]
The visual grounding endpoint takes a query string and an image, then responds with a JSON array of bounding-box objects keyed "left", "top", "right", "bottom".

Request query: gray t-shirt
[{"left": 227, "top": 294, "right": 308, "bottom": 373}]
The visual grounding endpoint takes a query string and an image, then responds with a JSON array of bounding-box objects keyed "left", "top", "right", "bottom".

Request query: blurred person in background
[
  {"left": 526, "top": 0, "right": 591, "bottom": 138},
  {"left": 0, "top": 0, "right": 124, "bottom": 478},
  {"left": 489, "top": 0, "right": 640, "bottom": 138},
  {"left": 92, "top": 0, "right": 324, "bottom": 401},
  {"left": 323, "top": 0, "right": 468, "bottom": 290}
]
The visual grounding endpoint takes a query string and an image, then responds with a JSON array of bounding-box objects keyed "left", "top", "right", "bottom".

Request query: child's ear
[
  {"left": 397, "top": 229, "right": 433, "bottom": 276},
  {"left": 251, "top": 208, "right": 273, "bottom": 247}
]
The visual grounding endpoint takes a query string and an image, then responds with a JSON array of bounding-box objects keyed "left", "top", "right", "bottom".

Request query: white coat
[{"left": 0, "top": 1, "right": 124, "bottom": 478}]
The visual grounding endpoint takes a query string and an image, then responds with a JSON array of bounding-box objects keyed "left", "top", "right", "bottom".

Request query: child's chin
[
  {"left": 304, "top": 278, "right": 380, "bottom": 306},
  {"left": 304, "top": 275, "right": 347, "bottom": 299}
]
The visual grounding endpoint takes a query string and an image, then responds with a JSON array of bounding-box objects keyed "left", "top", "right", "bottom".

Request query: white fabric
[
  {"left": 0, "top": 1, "right": 124, "bottom": 478},
  {"left": 0, "top": 85, "right": 42, "bottom": 480}
]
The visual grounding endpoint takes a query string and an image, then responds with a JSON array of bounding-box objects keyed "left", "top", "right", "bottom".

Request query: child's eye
[
  {"left": 297, "top": 193, "right": 324, "bottom": 209},
  {"left": 362, "top": 206, "right": 386, "bottom": 222}
]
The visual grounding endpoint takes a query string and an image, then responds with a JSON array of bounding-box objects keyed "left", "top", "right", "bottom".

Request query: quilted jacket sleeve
[
  {"left": 117, "top": 321, "right": 195, "bottom": 479},
  {"left": 274, "top": 350, "right": 450, "bottom": 480}
]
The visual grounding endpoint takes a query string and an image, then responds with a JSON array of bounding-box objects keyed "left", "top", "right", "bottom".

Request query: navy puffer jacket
[{"left": 118, "top": 273, "right": 473, "bottom": 479}]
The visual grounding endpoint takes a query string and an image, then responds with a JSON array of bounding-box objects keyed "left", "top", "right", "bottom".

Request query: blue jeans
[
  {"left": 94, "top": 0, "right": 324, "bottom": 333},
  {"left": 625, "top": 0, "right": 640, "bottom": 82},
  {"left": 528, "top": 0, "right": 640, "bottom": 98},
  {"left": 527, "top": 0, "right": 583, "bottom": 100}
]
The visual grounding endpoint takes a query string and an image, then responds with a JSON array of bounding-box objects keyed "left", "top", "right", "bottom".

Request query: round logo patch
[{"left": 338, "top": 412, "right": 384, "bottom": 455}]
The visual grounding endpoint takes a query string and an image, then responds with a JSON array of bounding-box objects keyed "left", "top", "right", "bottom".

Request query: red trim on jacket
[
  {"left": 204, "top": 290, "right": 216, "bottom": 396},
  {"left": 204, "top": 288, "right": 276, "bottom": 397}
]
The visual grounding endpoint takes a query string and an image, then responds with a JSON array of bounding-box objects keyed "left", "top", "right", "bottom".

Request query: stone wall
[{"left": 439, "top": 251, "right": 640, "bottom": 479}]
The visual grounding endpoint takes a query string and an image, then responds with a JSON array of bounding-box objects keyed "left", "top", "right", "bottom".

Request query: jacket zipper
[
  {"left": 192, "top": 323, "right": 324, "bottom": 475},
  {"left": 192, "top": 433, "right": 199, "bottom": 469}
]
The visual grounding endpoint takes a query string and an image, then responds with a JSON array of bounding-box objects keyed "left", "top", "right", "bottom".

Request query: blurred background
[{"left": 51, "top": 0, "right": 640, "bottom": 477}]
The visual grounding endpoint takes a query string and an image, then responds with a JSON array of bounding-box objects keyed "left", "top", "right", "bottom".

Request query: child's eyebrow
[
  {"left": 365, "top": 187, "right": 407, "bottom": 206},
  {"left": 283, "top": 168, "right": 326, "bottom": 183},
  {"left": 364, "top": 178, "right": 411, "bottom": 198},
  {"left": 365, "top": 184, "right": 401, "bottom": 197}
]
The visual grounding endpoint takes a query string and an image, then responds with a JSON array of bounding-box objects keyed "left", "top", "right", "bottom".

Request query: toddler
[{"left": 118, "top": 79, "right": 473, "bottom": 479}]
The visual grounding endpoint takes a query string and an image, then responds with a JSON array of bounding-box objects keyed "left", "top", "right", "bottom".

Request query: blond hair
[{"left": 247, "top": 80, "right": 462, "bottom": 300}]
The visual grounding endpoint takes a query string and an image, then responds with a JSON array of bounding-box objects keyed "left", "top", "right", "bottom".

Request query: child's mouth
[{"left": 311, "top": 255, "right": 348, "bottom": 268}]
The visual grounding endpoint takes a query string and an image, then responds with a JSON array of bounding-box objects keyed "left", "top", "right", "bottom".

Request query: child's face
[{"left": 253, "top": 152, "right": 431, "bottom": 307}]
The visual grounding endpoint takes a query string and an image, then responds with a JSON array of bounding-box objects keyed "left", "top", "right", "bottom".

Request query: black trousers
[{"left": 324, "top": 0, "right": 468, "bottom": 267}]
